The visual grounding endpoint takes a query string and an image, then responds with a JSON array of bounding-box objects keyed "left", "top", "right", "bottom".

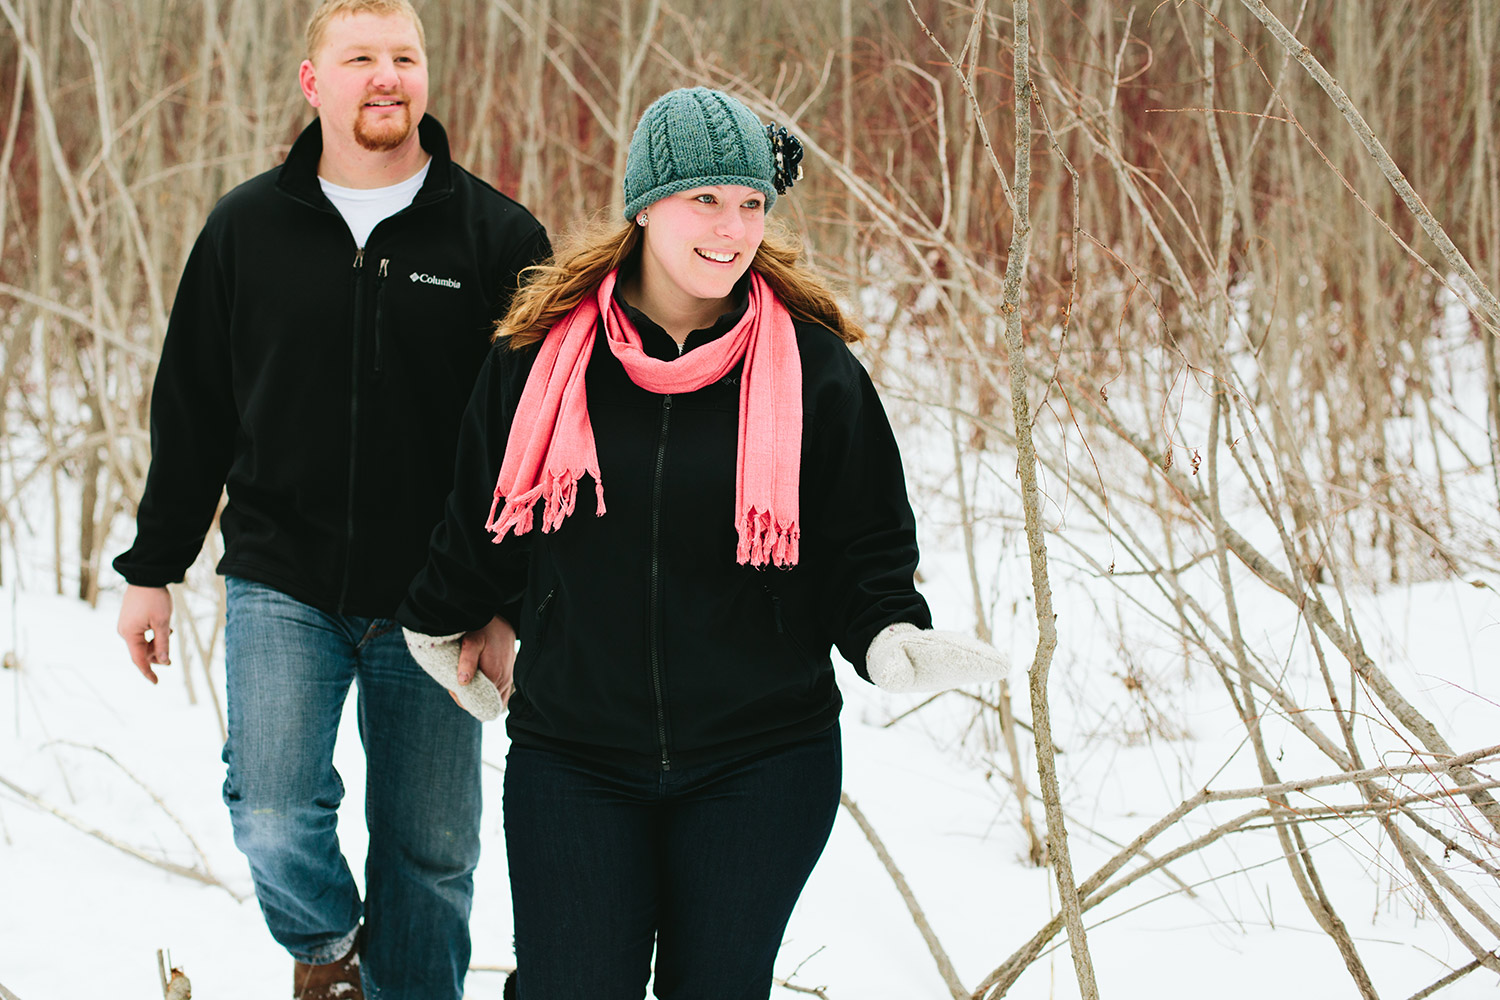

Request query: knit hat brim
[{"left": 623, "top": 174, "right": 778, "bottom": 223}]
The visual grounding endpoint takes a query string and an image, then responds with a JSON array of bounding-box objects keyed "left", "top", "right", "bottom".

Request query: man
[{"left": 112, "top": 2, "right": 546, "bottom": 997}]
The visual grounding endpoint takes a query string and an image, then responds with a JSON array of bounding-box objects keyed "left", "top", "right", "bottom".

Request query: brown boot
[{"left": 292, "top": 929, "right": 364, "bottom": 1000}]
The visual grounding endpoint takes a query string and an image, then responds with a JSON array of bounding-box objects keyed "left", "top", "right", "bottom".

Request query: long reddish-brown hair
[{"left": 495, "top": 215, "right": 865, "bottom": 349}]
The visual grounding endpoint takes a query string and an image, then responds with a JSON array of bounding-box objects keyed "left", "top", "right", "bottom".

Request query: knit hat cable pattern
[{"left": 622, "top": 87, "right": 777, "bottom": 221}]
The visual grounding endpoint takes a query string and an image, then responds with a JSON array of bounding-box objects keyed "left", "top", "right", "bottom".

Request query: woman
[{"left": 399, "top": 86, "right": 1005, "bottom": 999}]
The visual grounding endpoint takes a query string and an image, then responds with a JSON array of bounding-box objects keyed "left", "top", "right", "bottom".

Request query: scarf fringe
[
  {"left": 487, "top": 474, "right": 605, "bottom": 544},
  {"left": 735, "top": 507, "right": 801, "bottom": 568}
]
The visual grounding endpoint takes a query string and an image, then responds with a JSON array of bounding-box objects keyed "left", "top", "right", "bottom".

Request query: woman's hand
[{"left": 865, "top": 622, "right": 1009, "bottom": 693}]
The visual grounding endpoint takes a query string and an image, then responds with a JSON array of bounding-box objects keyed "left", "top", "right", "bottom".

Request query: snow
[{"left": 3, "top": 570, "right": 1498, "bottom": 998}]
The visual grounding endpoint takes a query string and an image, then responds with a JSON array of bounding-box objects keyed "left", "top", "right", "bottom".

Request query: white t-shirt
[{"left": 319, "top": 159, "right": 432, "bottom": 248}]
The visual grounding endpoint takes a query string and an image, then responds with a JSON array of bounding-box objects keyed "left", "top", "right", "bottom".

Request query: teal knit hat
[{"left": 622, "top": 87, "right": 778, "bottom": 222}]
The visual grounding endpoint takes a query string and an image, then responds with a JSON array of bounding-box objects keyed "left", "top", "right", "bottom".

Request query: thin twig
[
  {"left": 45, "top": 740, "right": 226, "bottom": 886},
  {"left": 774, "top": 977, "right": 831, "bottom": 999},
  {"left": 840, "top": 792, "right": 967, "bottom": 1000},
  {"left": 0, "top": 772, "right": 246, "bottom": 901},
  {"left": 1405, "top": 953, "right": 1499, "bottom": 1000}
]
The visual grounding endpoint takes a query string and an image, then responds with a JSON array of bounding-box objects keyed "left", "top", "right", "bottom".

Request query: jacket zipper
[
  {"left": 337, "top": 246, "right": 367, "bottom": 612},
  {"left": 373, "top": 258, "right": 389, "bottom": 373},
  {"left": 649, "top": 394, "right": 673, "bottom": 770}
]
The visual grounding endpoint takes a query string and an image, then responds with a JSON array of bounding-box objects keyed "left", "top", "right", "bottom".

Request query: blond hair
[
  {"left": 497, "top": 216, "right": 865, "bottom": 349},
  {"left": 305, "top": 0, "right": 426, "bottom": 61}
]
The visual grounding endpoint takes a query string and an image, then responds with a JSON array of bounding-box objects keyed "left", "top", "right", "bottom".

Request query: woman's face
[{"left": 637, "top": 185, "right": 766, "bottom": 314}]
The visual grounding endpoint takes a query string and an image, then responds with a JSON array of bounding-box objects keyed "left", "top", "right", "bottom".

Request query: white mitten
[
  {"left": 865, "top": 622, "right": 1010, "bottom": 693},
  {"left": 403, "top": 628, "right": 505, "bottom": 722}
]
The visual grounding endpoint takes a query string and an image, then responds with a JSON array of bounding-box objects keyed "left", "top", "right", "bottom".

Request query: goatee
[{"left": 354, "top": 105, "right": 413, "bottom": 152}]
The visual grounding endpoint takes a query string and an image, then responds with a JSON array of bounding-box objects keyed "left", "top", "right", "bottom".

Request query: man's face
[{"left": 299, "top": 11, "right": 428, "bottom": 154}]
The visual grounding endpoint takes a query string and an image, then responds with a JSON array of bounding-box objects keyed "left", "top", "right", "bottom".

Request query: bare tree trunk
[
  {"left": 1488, "top": 332, "right": 1500, "bottom": 515},
  {"left": 1476, "top": 0, "right": 1500, "bottom": 515},
  {"left": 606, "top": 0, "right": 660, "bottom": 215},
  {"left": 1001, "top": 2, "right": 1098, "bottom": 996},
  {"left": 840, "top": 0, "right": 856, "bottom": 280},
  {"left": 78, "top": 405, "right": 103, "bottom": 603},
  {"left": 516, "top": 0, "right": 547, "bottom": 205},
  {"left": 24, "top": 0, "right": 65, "bottom": 597}
]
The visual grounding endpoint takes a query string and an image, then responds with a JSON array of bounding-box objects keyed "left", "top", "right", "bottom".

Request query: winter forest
[{"left": 2, "top": 0, "right": 1500, "bottom": 998}]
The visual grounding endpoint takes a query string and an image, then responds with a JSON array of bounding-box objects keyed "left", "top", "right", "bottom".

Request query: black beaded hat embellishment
[{"left": 765, "top": 123, "right": 805, "bottom": 195}]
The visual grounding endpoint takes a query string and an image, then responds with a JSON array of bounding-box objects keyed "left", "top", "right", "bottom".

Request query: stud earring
[{"left": 637, "top": 213, "right": 648, "bottom": 227}]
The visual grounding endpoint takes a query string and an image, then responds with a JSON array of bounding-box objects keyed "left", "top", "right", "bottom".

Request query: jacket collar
[
  {"left": 616, "top": 273, "right": 752, "bottom": 362},
  {"left": 276, "top": 114, "right": 455, "bottom": 209}
]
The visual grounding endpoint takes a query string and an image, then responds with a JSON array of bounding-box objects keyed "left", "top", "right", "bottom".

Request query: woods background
[{"left": 2, "top": 1, "right": 1499, "bottom": 997}]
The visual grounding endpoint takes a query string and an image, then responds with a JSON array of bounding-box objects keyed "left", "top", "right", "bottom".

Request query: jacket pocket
[
  {"left": 534, "top": 587, "right": 557, "bottom": 635},
  {"left": 762, "top": 583, "right": 815, "bottom": 661},
  {"left": 511, "top": 587, "right": 556, "bottom": 706}
]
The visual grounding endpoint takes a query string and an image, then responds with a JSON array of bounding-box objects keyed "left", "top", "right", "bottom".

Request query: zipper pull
[
  {"left": 379, "top": 258, "right": 389, "bottom": 279},
  {"left": 353, "top": 246, "right": 365, "bottom": 269}
]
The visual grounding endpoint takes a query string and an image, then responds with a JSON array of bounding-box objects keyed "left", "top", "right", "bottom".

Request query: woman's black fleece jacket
[
  {"left": 113, "top": 116, "right": 549, "bottom": 617},
  {"left": 399, "top": 295, "right": 933, "bottom": 769}
]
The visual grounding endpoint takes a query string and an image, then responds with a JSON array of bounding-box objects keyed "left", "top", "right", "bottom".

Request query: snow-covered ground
[{"left": 3, "top": 565, "right": 1498, "bottom": 998}]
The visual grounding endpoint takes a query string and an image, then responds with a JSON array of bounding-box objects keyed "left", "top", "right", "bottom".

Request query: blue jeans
[
  {"left": 502, "top": 726, "right": 842, "bottom": 1000},
  {"left": 222, "top": 576, "right": 482, "bottom": 1000}
]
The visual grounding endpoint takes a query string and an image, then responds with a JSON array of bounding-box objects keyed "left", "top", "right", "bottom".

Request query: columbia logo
[{"left": 409, "top": 271, "right": 462, "bottom": 289}]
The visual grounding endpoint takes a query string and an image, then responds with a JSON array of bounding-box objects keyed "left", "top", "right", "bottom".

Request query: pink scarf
[{"left": 486, "top": 269, "right": 803, "bottom": 567}]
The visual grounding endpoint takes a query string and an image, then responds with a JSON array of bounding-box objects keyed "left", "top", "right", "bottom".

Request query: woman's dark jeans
[{"left": 503, "top": 725, "right": 842, "bottom": 1000}]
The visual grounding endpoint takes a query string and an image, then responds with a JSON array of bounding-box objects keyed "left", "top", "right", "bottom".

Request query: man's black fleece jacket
[
  {"left": 399, "top": 298, "right": 933, "bottom": 769},
  {"left": 114, "top": 116, "right": 550, "bottom": 616}
]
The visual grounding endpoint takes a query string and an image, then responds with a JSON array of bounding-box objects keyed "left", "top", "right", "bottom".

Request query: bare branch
[
  {"left": 1236, "top": 0, "right": 1500, "bottom": 332},
  {"left": 840, "top": 792, "right": 967, "bottom": 1000},
  {"left": 0, "top": 772, "right": 246, "bottom": 901}
]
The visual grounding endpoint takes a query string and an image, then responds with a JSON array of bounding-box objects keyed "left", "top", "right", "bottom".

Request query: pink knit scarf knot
[{"left": 486, "top": 269, "right": 803, "bottom": 567}]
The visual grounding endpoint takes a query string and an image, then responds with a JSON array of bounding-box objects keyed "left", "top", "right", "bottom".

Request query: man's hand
[
  {"left": 404, "top": 622, "right": 509, "bottom": 721},
  {"left": 457, "top": 615, "right": 517, "bottom": 705},
  {"left": 118, "top": 584, "right": 173, "bottom": 684}
]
